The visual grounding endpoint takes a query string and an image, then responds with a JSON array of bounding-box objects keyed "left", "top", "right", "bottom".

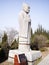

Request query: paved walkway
[{"left": 37, "top": 54, "right": 49, "bottom": 65}]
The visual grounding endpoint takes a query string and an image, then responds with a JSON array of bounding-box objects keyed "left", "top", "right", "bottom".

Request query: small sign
[{"left": 19, "top": 54, "right": 28, "bottom": 65}]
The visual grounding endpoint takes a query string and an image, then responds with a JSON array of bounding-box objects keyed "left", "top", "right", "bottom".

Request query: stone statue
[
  {"left": 18, "top": 3, "right": 31, "bottom": 51},
  {"left": 8, "top": 3, "right": 42, "bottom": 65}
]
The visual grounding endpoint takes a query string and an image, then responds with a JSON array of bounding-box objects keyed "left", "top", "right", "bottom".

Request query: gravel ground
[{"left": 0, "top": 61, "right": 13, "bottom": 65}]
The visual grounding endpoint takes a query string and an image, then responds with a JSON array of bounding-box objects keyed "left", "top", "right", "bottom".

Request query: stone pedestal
[{"left": 8, "top": 50, "right": 42, "bottom": 65}]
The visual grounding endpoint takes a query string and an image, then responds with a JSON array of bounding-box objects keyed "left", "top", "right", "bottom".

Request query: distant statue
[{"left": 18, "top": 3, "right": 31, "bottom": 51}]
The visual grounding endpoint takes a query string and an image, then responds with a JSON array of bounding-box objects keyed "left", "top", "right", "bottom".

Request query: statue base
[{"left": 8, "top": 49, "right": 42, "bottom": 65}]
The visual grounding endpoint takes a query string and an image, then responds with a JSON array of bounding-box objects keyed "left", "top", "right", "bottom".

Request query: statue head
[{"left": 23, "top": 3, "right": 30, "bottom": 14}]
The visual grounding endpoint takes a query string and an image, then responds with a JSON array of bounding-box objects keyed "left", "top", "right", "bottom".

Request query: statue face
[
  {"left": 23, "top": 3, "right": 30, "bottom": 13},
  {"left": 26, "top": 6, "right": 30, "bottom": 14}
]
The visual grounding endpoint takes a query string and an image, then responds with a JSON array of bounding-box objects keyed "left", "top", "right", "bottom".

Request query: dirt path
[{"left": 42, "top": 47, "right": 49, "bottom": 59}]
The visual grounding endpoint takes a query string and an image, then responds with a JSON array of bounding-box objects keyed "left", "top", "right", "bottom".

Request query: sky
[{"left": 0, "top": 0, "right": 49, "bottom": 32}]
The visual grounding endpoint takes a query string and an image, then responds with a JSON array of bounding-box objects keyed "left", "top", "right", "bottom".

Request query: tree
[
  {"left": 33, "top": 34, "right": 47, "bottom": 49},
  {"left": 35, "top": 24, "right": 43, "bottom": 35},
  {"left": 30, "top": 24, "right": 49, "bottom": 49},
  {"left": 6, "top": 28, "right": 18, "bottom": 46},
  {"left": 1, "top": 32, "right": 9, "bottom": 58},
  {"left": 34, "top": 24, "right": 49, "bottom": 40},
  {"left": 11, "top": 39, "right": 18, "bottom": 49},
  {"left": 1, "top": 32, "right": 8, "bottom": 48}
]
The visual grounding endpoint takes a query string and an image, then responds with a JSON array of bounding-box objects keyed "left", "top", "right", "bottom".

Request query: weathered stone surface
[{"left": 18, "top": 3, "right": 31, "bottom": 51}]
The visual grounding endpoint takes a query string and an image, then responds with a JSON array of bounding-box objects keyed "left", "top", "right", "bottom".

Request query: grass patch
[
  {"left": 40, "top": 47, "right": 47, "bottom": 52},
  {"left": 34, "top": 57, "right": 42, "bottom": 65}
]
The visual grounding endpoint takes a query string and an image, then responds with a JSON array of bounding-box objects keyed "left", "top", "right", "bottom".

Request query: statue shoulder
[{"left": 19, "top": 10, "right": 25, "bottom": 18}]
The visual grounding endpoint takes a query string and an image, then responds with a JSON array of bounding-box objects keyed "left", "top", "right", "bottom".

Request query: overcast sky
[{"left": 0, "top": 0, "right": 49, "bottom": 32}]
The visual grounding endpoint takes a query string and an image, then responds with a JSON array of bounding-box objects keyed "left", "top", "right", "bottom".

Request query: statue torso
[{"left": 19, "top": 10, "right": 31, "bottom": 38}]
